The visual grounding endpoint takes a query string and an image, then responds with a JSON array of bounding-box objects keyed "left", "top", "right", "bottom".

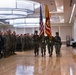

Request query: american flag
[{"left": 39, "top": 5, "right": 44, "bottom": 37}]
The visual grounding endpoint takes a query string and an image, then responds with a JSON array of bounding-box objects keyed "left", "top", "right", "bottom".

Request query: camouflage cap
[{"left": 56, "top": 32, "right": 59, "bottom": 34}]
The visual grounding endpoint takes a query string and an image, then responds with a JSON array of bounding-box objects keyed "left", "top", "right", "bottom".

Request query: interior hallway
[{"left": 0, "top": 45, "right": 76, "bottom": 75}]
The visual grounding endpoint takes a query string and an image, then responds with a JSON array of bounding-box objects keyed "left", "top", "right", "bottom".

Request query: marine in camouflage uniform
[
  {"left": 16, "top": 35, "right": 22, "bottom": 51},
  {"left": 11, "top": 31, "right": 16, "bottom": 54},
  {"left": 8, "top": 30, "right": 12, "bottom": 55},
  {"left": 54, "top": 32, "right": 62, "bottom": 57},
  {"left": 4, "top": 31, "right": 11, "bottom": 57},
  {"left": 33, "top": 31, "right": 39, "bottom": 57},
  {"left": 46, "top": 36, "right": 55, "bottom": 57},
  {"left": 23, "top": 34, "right": 27, "bottom": 50},
  {"left": 40, "top": 36, "right": 46, "bottom": 57}
]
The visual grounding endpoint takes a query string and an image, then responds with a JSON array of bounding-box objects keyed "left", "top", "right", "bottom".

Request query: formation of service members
[
  {"left": 16, "top": 33, "right": 34, "bottom": 51},
  {"left": 33, "top": 30, "right": 62, "bottom": 57},
  {"left": 0, "top": 30, "right": 34, "bottom": 58}
]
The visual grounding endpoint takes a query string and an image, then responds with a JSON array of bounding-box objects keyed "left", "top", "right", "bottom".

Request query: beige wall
[
  {"left": 25, "top": 28, "right": 34, "bottom": 34},
  {"left": 16, "top": 28, "right": 25, "bottom": 34},
  {"left": 60, "top": 26, "right": 72, "bottom": 41},
  {"left": 0, "top": 23, "right": 73, "bottom": 41},
  {"left": 51, "top": 26, "right": 59, "bottom": 36},
  {"left": 3, "top": 27, "right": 15, "bottom": 32}
]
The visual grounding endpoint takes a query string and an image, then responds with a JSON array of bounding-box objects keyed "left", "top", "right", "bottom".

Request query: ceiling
[
  {"left": 0, "top": 0, "right": 75, "bottom": 27},
  {"left": 29, "top": 0, "right": 74, "bottom": 24}
]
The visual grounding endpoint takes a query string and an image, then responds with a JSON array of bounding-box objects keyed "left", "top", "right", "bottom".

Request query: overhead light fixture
[
  {"left": 0, "top": 0, "right": 40, "bottom": 20},
  {"left": 69, "top": 4, "right": 76, "bottom": 23}
]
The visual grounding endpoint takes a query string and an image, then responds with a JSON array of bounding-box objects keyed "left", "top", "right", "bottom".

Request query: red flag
[
  {"left": 45, "top": 5, "right": 52, "bottom": 38},
  {"left": 39, "top": 5, "right": 44, "bottom": 37}
]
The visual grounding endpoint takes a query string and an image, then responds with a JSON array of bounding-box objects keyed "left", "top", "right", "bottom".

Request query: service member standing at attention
[
  {"left": 54, "top": 32, "right": 62, "bottom": 57},
  {"left": 33, "top": 30, "right": 39, "bottom": 57}
]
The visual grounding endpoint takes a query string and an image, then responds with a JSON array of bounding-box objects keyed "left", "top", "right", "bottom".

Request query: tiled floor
[{"left": 0, "top": 45, "right": 76, "bottom": 75}]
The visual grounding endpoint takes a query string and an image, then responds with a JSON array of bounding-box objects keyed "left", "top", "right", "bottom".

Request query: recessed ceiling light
[{"left": 69, "top": 4, "right": 76, "bottom": 23}]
